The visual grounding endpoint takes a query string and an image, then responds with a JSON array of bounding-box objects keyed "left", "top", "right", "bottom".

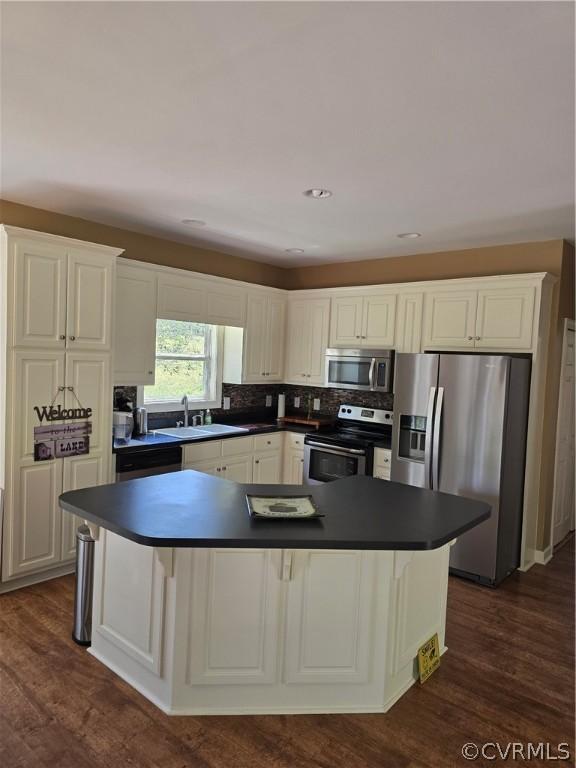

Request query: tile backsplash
[{"left": 113, "top": 383, "right": 393, "bottom": 428}]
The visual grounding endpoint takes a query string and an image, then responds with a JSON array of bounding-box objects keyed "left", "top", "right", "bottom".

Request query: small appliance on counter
[
  {"left": 303, "top": 405, "right": 393, "bottom": 485},
  {"left": 134, "top": 407, "right": 148, "bottom": 436},
  {"left": 112, "top": 411, "right": 134, "bottom": 443}
]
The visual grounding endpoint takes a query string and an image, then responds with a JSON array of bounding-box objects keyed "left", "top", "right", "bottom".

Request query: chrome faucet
[{"left": 181, "top": 395, "right": 189, "bottom": 427}]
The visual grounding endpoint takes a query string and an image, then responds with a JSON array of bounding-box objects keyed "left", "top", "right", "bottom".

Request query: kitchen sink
[{"left": 153, "top": 424, "right": 249, "bottom": 439}]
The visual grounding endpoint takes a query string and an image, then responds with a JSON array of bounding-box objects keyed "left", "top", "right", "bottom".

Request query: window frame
[{"left": 137, "top": 323, "right": 224, "bottom": 413}]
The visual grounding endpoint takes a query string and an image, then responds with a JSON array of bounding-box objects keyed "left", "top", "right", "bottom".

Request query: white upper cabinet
[
  {"left": 114, "top": 263, "right": 157, "bottom": 385},
  {"left": 422, "top": 285, "right": 536, "bottom": 351},
  {"left": 329, "top": 294, "right": 396, "bottom": 348},
  {"left": 66, "top": 249, "right": 114, "bottom": 350},
  {"left": 285, "top": 298, "right": 330, "bottom": 385},
  {"left": 223, "top": 292, "right": 286, "bottom": 384},
  {"left": 422, "top": 290, "right": 478, "bottom": 349},
  {"left": 394, "top": 293, "right": 424, "bottom": 353},
  {"left": 12, "top": 238, "right": 67, "bottom": 349},
  {"left": 157, "top": 272, "right": 245, "bottom": 327},
  {"left": 475, "top": 287, "right": 535, "bottom": 349},
  {"left": 10, "top": 231, "right": 116, "bottom": 351}
]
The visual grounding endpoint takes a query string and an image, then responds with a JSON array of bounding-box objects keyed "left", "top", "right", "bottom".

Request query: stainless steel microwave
[{"left": 325, "top": 348, "right": 394, "bottom": 392}]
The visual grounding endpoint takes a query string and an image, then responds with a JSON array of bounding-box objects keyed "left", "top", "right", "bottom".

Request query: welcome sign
[{"left": 33, "top": 420, "right": 93, "bottom": 461}]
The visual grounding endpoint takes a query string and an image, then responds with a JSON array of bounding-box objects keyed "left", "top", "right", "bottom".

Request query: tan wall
[
  {"left": 0, "top": 199, "right": 286, "bottom": 289},
  {"left": 284, "top": 240, "right": 565, "bottom": 289}
]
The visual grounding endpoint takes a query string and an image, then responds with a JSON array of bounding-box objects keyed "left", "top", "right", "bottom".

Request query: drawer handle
[{"left": 69, "top": 335, "right": 76, "bottom": 341}]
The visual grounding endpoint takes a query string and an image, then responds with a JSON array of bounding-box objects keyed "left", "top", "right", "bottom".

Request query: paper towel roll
[{"left": 277, "top": 393, "right": 286, "bottom": 419}]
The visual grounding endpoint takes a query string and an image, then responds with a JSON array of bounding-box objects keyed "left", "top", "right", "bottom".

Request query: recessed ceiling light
[
  {"left": 304, "top": 188, "right": 332, "bottom": 199},
  {"left": 181, "top": 219, "right": 206, "bottom": 226},
  {"left": 397, "top": 232, "right": 421, "bottom": 239},
  {"left": 285, "top": 248, "right": 305, "bottom": 254}
]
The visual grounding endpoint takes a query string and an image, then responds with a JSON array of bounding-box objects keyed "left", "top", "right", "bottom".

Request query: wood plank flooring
[{"left": 1, "top": 538, "right": 573, "bottom": 768}]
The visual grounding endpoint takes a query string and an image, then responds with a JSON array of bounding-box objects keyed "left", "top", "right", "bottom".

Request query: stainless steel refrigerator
[{"left": 391, "top": 353, "right": 531, "bottom": 586}]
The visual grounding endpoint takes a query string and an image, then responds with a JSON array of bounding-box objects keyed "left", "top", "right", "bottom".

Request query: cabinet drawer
[
  {"left": 183, "top": 440, "right": 221, "bottom": 464},
  {"left": 221, "top": 435, "right": 255, "bottom": 457},
  {"left": 253, "top": 432, "right": 282, "bottom": 452},
  {"left": 285, "top": 431, "right": 305, "bottom": 450}
]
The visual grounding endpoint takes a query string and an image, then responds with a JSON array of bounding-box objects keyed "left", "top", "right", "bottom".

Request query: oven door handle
[{"left": 306, "top": 442, "right": 366, "bottom": 456}]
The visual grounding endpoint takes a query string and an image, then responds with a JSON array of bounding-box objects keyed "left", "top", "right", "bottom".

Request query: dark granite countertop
[
  {"left": 59, "top": 472, "right": 490, "bottom": 551},
  {"left": 113, "top": 422, "right": 319, "bottom": 454}
]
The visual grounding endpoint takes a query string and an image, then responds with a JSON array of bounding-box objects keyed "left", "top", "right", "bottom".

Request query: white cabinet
[
  {"left": 10, "top": 235, "right": 115, "bottom": 352},
  {"left": 222, "top": 455, "right": 253, "bottom": 483},
  {"left": 475, "top": 287, "right": 535, "bottom": 349},
  {"left": 395, "top": 293, "right": 424, "bottom": 353},
  {"left": 282, "top": 432, "right": 305, "bottom": 485},
  {"left": 114, "top": 263, "right": 157, "bottom": 385},
  {"left": 330, "top": 294, "right": 396, "bottom": 347},
  {"left": 223, "top": 292, "right": 286, "bottom": 383},
  {"left": 187, "top": 549, "right": 282, "bottom": 685},
  {"left": 157, "top": 272, "right": 246, "bottom": 327},
  {"left": 253, "top": 451, "right": 282, "bottom": 484},
  {"left": 0, "top": 226, "right": 120, "bottom": 586},
  {"left": 285, "top": 298, "right": 330, "bottom": 385},
  {"left": 373, "top": 448, "right": 391, "bottom": 481},
  {"left": 284, "top": 550, "right": 375, "bottom": 683},
  {"left": 422, "top": 286, "right": 535, "bottom": 350},
  {"left": 422, "top": 290, "right": 478, "bottom": 348}
]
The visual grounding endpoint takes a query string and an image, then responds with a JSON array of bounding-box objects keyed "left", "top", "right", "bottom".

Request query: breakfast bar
[{"left": 60, "top": 472, "right": 489, "bottom": 716}]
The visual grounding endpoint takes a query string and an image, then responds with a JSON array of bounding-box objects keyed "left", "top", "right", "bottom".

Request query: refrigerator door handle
[
  {"left": 432, "top": 387, "right": 444, "bottom": 490},
  {"left": 424, "top": 387, "right": 436, "bottom": 490}
]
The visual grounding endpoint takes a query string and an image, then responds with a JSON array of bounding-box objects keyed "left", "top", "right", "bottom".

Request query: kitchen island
[{"left": 60, "top": 472, "right": 489, "bottom": 716}]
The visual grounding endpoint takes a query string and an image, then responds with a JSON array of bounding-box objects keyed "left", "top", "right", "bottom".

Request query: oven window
[
  {"left": 328, "top": 360, "right": 371, "bottom": 386},
  {"left": 309, "top": 448, "right": 360, "bottom": 483}
]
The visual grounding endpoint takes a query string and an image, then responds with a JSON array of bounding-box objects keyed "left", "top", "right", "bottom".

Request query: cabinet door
[
  {"left": 329, "top": 297, "right": 363, "bottom": 346},
  {"left": 307, "top": 299, "right": 330, "bottom": 384},
  {"left": 284, "top": 551, "right": 375, "bottom": 683},
  {"left": 395, "top": 293, "right": 424, "bottom": 353},
  {"left": 187, "top": 549, "right": 281, "bottom": 684},
  {"left": 283, "top": 449, "right": 304, "bottom": 485},
  {"left": 184, "top": 458, "right": 220, "bottom": 476},
  {"left": 114, "top": 264, "right": 157, "bottom": 385},
  {"left": 264, "top": 297, "right": 286, "bottom": 381},
  {"left": 362, "top": 295, "right": 396, "bottom": 347},
  {"left": 242, "top": 295, "right": 267, "bottom": 381},
  {"left": 204, "top": 282, "right": 246, "bottom": 327},
  {"left": 253, "top": 451, "right": 282, "bottom": 484},
  {"left": 61, "top": 454, "right": 105, "bottom": 561},
  {"left": 475, "top": 287, "right": 535, "bottom": 349},
  {"left": 222, "top": 454, "right": 253, "bottom": 483},
  {"left": 66, "top": 249, "right": 114, "bottom": 351},
  {"left": 65, "top": 353, "right": 111, "bottom": 455},
  {"left": 285, "top": 300, "right": 310, "bottom": 384},
  {"left": 422, "top": 290, "right": 477, "bottom": 348},
  {"left": 156, "top": 273, "right": 207, "bottom": 322},
  {"left": 3, "top": 462, "right": 63, "bottom": 580},
  {"left": 12, "top": 237, "right": 67, "bottom": 349}
]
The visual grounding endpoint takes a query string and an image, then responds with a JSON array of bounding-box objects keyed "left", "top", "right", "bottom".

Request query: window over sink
[{"left": 141, "top": 319, "right": 222, "bottom": 412}]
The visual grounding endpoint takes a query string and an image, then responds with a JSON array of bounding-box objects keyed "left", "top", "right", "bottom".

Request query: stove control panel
[{"left": 338, "top": 405, "right": 393, "bottom": 424}]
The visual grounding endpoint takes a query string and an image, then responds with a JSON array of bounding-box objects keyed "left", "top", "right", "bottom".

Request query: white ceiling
[{"left": 1, "top": 1, "right": 574, "bottom": 267}]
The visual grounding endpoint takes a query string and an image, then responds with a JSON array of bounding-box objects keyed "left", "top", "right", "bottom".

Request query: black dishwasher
[{"left": 115, "top": 446, "right": 182, "bottom": 481}]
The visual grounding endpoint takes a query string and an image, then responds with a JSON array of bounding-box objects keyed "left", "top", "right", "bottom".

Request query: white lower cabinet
[
  {"left": 284, "top": 550, "right": 375, "bottom": 683},
  {"left": 282, "top": 432, "right": 305, "bottom": 484},
  {"left": 253, "top": 451, "right": 282, "bottom": 484},
  {"left": 61, "top": 454, "right": 106, "bottom": 561},
  {"left": 222, "top": 455, "right": 253, "bottom": 483},
  {"left": 183, "top": 435, "right": 282, "bottom": 485},
  {"left": 373, "top": 448, "right": 391, "bottom": 481}
]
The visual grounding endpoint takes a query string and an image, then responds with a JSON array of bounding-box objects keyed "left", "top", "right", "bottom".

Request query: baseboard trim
[
  {"left": 534, "top": 546, "right": 553, "bottom": 566},
  {"left": 0, "top": 563, "right": 75, "bottom": 593}
]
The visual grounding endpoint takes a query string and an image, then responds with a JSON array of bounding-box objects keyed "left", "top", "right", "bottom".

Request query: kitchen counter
[
  {"left": 60, "top": 471, "right": 489, "bottom": 550},
  {"left": 60, "top": 472, "right": 488, "bottom": 717},
  {"left": 112, "top": 421, "right": 318, "bottom": 454}
]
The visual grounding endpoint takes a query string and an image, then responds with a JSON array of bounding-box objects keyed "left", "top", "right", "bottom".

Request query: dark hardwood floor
[{"left": 1, "top": 538, "right": 574, "bottom": 768}]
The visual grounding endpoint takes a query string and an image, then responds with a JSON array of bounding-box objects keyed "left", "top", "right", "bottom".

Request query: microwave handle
[{"left": 368, "top": 358, "right": 376, "bottom": 390}]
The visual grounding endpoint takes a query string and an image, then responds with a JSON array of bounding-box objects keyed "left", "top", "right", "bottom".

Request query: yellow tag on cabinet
[{"left": 417, "top": 633, "right": 440, "bottom": 684}]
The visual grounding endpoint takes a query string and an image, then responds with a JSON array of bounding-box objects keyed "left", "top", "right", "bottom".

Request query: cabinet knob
[
  {"left": 216, "top": 467, "right": 221, "bottom": 472},
  {"left": 148, "top": 370, "right": 154, "bottom": 375},
  {"left": 58, "top": 386, "right": 65, "bottom": 392},
  {"left": 69, "top": 335, "right": 76, "bottom": 341},
  {"left": 476, "top": 336, "right": 481, "bottom": 341},
  {"left": 356, "top": 335, "right": 360, "bottom": 339},
  {"left": 59, "top": 335, "right": 66, "bottom": 340},
  {"left": 222, "top": 466, "right": 227, "bottom": 471},
  {"left": 255, "top": 459, "right": 260, "bottom": 464},
  {"left": 467, "top": 336, "right": 474, "bottom": 341}
]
